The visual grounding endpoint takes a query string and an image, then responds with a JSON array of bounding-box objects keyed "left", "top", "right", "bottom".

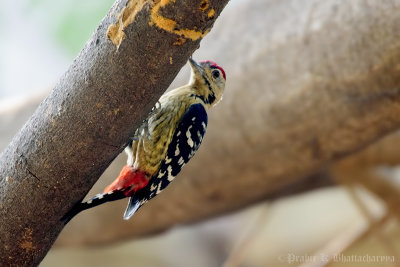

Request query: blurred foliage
[{"left": 27, "top": 0, "right": 115, "bottom": 55}]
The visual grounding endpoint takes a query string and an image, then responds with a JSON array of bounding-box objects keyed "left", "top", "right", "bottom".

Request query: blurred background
[{"left": 2, "top": 0, "right": 400, "bottom": 266}]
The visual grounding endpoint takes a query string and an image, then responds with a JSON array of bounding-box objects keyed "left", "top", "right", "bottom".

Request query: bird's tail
[
  {"left": 61, "top": 166, "right": 150, "bottom": 224},
  {"left": 123, "top": 197, "right": 142, "bottom": 220},
  {"left": 61, "top": 190, "right": 127, "bottom": 224}
]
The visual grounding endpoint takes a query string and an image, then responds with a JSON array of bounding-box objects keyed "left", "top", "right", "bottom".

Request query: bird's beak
[{"left": 188, "top": 58, "right": 203, "bottom": 74}]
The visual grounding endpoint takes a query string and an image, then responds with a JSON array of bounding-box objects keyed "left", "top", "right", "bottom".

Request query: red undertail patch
[{"left": 104, "top": 166, "right": 149, "bottom": 197}]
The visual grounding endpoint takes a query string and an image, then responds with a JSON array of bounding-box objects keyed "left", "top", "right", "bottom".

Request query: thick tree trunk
[{"left": 0, "top": 0, "right": 229, "bottom": 265}]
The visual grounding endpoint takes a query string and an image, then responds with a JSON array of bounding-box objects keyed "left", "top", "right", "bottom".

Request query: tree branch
[{"left": 0, "top": 0, "right": 229, "bottom": 265}]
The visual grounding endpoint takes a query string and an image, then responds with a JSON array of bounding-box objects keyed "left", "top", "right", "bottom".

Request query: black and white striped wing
[{"left": 124, "top": 103, "right": 208, "bottom": 219}]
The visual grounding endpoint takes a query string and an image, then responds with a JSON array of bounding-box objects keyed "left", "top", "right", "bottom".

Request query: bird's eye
[{"left": 212, "top": 70, "right": 220, "bottom": 79}]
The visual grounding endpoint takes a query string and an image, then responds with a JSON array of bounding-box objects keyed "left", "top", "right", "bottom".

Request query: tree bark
[
  {"left": 54, "top": 0, "right": 400, "bottom": 246},
  {"left": 0, "top": 0, "right": 229, "bottom": 265}
]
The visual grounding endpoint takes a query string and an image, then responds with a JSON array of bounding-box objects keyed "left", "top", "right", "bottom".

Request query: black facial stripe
[
  {"left": 191, "top": 94, "right": 206, "bottom": 104},
  {"left": 202, "top": 75, "right": 216, "bottom": 104},
  {"left": 202, "top": 74, "right": 212, "bottom": 90},
  {"left": 207, "top": 92, "right": 216, "bottom": 104},
  {"left": 188, "top": 74, "right": 217, "bottom": 105}
]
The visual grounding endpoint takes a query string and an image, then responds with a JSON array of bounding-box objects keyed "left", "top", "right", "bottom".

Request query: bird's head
[{"left": 188, "top": 58, "right": 226, "bottom": 108}]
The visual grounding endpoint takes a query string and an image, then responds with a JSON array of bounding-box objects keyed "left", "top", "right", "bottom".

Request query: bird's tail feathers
[
  {"left": 61, "top": 189, "right": 126, "bottom": 224},
  {"left": 123, "top": 197, "right": 142, "bottom": 220}
]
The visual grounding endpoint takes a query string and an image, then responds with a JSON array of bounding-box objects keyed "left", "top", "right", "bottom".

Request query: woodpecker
[{"left": 62, "top": 58, "right": 226, "bottom": 223}]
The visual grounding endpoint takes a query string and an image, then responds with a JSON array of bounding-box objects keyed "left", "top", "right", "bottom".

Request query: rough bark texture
[
  {"left": 53, "top": 0, "right": 400, "bottom": 246},
  {"left": 0, "top": 0, "right": 229, "bottom": 265}
]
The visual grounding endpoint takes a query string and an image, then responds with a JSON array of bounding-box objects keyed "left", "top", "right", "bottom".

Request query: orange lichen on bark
[
  {"left": 199, "top": 0, "right": 210, "bottom": 11},
  {"left": 107, "top": 0, "right": 147, "bottom": 47},
  {"left": 199, "top": 0, "right": 214, "bottom": 18},
  {"left": 208, "top": 9, "right": 215, "bottom": 18},
  {"left": 108, "top": 0, "right": 214, "bottom": 45},
  {"left": 150, "top": 0, "right": 210, "bottom": 41}
]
